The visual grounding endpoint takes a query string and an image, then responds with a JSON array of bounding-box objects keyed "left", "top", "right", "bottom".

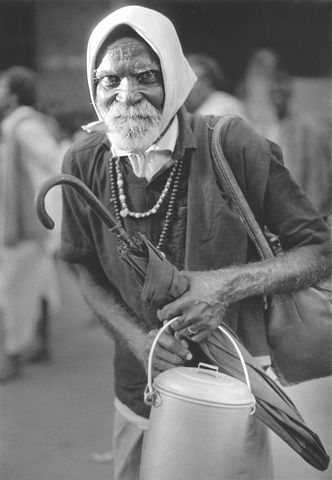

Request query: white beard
[{"left": 100, "top": 99, "right": 162, "bottom": 153}]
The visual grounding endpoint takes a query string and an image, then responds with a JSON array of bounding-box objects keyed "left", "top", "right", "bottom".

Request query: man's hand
[
  {"left": 157, "top": 270, "right": 230, "bottom": 342},
  {"left": 158, "top": 241, "right": 332, "bottom": 344},
  {"left": 143, "top": 327, "right": 193, "bottom": 379}
]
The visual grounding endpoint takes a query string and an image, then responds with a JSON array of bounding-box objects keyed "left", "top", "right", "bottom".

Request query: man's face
[{"left": 94, "top": 36, "right": 165, "bottom": 152}]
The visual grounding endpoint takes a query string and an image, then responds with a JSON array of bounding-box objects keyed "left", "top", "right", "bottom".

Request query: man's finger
[{"left": 153, "top": 336, "right": 193, "bottom": 362}]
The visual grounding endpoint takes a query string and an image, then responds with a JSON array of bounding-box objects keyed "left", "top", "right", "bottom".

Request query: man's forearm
[
  {"left": 221, "top": 242, "right": 331, "bottom": 306},
  {"left": 158, "top": 241, "right": 331, "bottom": 333},
  {"left": 74, "top": 263, "right": 149, "bottom": 365}
]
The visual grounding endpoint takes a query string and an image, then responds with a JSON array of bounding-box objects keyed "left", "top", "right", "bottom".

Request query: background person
[
  {"left": 268, "top": 68, "right": 331, "bottom": 218},
  {"left": 238, "top": 48, "right": 331, "bottom": 219},
  {"left": 58, "top": 6, "right": 331, "bottom": 480},
  {"left": 185, "top": 52, "right": 248, "bottom": 119},
  {"left": 236, "top": 48, "right": 280, "bottom": 138},
  {"left": 0, "top": 66, "right": 62, "bottom": 382}
]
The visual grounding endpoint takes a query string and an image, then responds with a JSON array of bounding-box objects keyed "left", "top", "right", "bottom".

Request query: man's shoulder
[
  {"left": 67, "top": 131, "right": 107, "bottom": 156},
  {"left": 188, "top": 111, "right": 252, "bottom": 146},
  {"left": 62, "top": 131, "right": 109, "bottom": 179}
]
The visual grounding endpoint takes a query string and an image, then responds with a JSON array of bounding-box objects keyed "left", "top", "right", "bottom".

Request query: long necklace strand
[
  {"left": 109, "top": 158, "right": 122, "bottom": 222},
  {"left": 115, "top": 158, "right": 178, "bottom": 218},
  {"left": 109, "top": 156, "right": 183, "bottom": 250}
]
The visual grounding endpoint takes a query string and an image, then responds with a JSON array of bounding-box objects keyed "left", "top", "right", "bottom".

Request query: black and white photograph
[{"left": 0, "top": 1, "right": 331, "bottom": 479}]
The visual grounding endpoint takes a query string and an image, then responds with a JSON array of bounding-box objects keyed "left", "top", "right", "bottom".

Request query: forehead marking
[{"left": 105, "top": 37, "right": 156, "bottom": 63}]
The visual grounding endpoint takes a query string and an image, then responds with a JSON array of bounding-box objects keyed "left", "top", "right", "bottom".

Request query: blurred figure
[
  {"left": 268, "top": 68, "right": 331, "bottom": 217},
  {"left": 0, "top": 66, "right": 61, "bottom": 382},
  {"left": 185, "top": 53, "right": 248, "bottom": 119},
  {"left": 238, "top": 49, "right": 331, "bottom": 218},
  {"left": 237, "top": 48, "right": 280, "bottom": 137}
]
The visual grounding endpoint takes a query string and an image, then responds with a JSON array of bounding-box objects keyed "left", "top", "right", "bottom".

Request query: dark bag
[{"left": 211, "top": 117, "right": 332, "bottom": 385}]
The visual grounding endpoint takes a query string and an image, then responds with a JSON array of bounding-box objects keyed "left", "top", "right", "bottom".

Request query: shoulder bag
[{"left": 211, "top": 116, "right": 332, "bottom": 385}]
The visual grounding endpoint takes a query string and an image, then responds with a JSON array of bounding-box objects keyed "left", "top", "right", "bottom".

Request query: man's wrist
[{"left": 215, "top": 264, "right": 267, "bottom": 305}]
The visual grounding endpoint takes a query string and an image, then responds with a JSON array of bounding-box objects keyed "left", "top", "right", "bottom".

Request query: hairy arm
[
  {"left": 158, "top": 240, "right": 331, "bottom": 341},
  {"left": 74, "top": 262, "right": 192, "bottom": 376},
  {"left": 159, "top": 119, "right": 331, "bottom": 340}
]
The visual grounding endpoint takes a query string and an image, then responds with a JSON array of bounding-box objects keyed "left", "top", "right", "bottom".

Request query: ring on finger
[{"left": 187, "top": 326, "right": 198, "bottom": 335}]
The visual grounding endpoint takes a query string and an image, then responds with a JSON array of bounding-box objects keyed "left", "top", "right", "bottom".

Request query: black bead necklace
[{"left": 109, "top": 156, "right": 183, "bottom": 250}]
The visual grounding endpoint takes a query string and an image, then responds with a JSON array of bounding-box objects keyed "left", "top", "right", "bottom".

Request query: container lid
[{"left": 154, "top": 364, "right": 255, "bottom": 407}]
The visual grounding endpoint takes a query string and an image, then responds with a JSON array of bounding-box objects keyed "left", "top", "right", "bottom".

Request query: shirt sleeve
[
  {"left": 263, "top": 142, "right": 329, "bottom": 250},
  {"left": 58, "top": 146, "right": 98, "bottom": 264}
]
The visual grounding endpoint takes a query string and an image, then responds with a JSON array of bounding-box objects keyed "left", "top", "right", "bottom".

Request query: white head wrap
[{"left": 85, "top": 5, "right": 197, "bottom": 136}]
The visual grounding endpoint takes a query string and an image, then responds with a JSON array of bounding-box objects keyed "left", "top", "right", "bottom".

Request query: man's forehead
[{"left": 103, "top": 36, "right": 158, "bottom": 64}]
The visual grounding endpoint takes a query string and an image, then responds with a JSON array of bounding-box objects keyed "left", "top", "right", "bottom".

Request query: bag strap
[{"left": 211, "top": 117, "right": 274, "bottom": 261}]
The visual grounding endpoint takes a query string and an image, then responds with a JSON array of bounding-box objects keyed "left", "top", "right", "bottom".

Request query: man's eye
[
  {"left": 137, "top": 70, "right": 161, "bottom": 84},
  {"left": 96, "top": 75, "right": 120, "bottom": 89}
]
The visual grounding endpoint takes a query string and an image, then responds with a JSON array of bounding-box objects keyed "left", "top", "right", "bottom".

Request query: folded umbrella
[
  {"left": 36, "top": 173, "right": 330, "bottom": 471},
  {"left": 119, "top": 235, "right": 188, "bottom": 308},
  {"left": 200, "top": 326, "right": 329, "bottom": 471}
]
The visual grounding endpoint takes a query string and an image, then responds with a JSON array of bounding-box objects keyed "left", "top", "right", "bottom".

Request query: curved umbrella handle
[{"left": 35, "top": 173, "right": 134, "bottom": 246}]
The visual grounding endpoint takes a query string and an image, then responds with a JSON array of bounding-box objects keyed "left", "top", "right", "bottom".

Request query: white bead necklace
[
  {"left": 109, "top": 156, "right": 184, "bottom": 250},
  {"left": 115, "top": 157, "right": 178, "bottom": 218}
]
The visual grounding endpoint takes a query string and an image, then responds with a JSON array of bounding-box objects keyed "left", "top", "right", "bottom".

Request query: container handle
[
  {"left": 144, "top": 317, "right": 180, "bottom": 406},
  {"left": 197, "top": 363, "right": 219, "bottom": 377},
  {"left": 144, "top": 318, "right": 255, "bottom": 414}
]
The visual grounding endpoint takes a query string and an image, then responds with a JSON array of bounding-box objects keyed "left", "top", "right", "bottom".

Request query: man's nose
[{"left": 116, "top": 78, "right": 143, "bottom": 106}]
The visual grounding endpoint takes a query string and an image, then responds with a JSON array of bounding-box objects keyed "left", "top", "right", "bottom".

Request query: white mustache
[
  {"left": 106, "top": 99, "right": 161, "bottom": 123},
  {"left": 101, "top": 99, "right": 162, "bottom": 152}
]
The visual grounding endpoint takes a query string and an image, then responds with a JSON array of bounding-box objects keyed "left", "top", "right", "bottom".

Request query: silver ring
[{"left": 188, "top": 326, "right": 198, "bottom": 335}]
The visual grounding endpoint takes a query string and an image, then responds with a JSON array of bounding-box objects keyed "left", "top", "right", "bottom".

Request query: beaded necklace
[{"left": 109, "top": 156, "right": 183, "bottom": 250}]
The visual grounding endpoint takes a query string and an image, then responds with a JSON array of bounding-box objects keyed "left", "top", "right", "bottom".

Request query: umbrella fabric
[
  {"left": 118, "top": 235, "right": 189, "bottom": 308},
  {"left": 122, "top": 236, "right": 330, "bottom": 471}
]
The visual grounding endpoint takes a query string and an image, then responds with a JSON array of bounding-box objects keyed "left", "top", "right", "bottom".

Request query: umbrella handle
[
  {"left": 35, "top": 174, "right": 134, "bottom": 246},
  {"left": 144, "top": 318, "right": 255, "bottom": 414}
]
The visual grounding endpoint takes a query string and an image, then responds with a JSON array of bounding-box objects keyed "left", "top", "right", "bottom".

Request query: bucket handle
[{"left": 144, "top": 317, "right": 256, "bottom": 414}]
